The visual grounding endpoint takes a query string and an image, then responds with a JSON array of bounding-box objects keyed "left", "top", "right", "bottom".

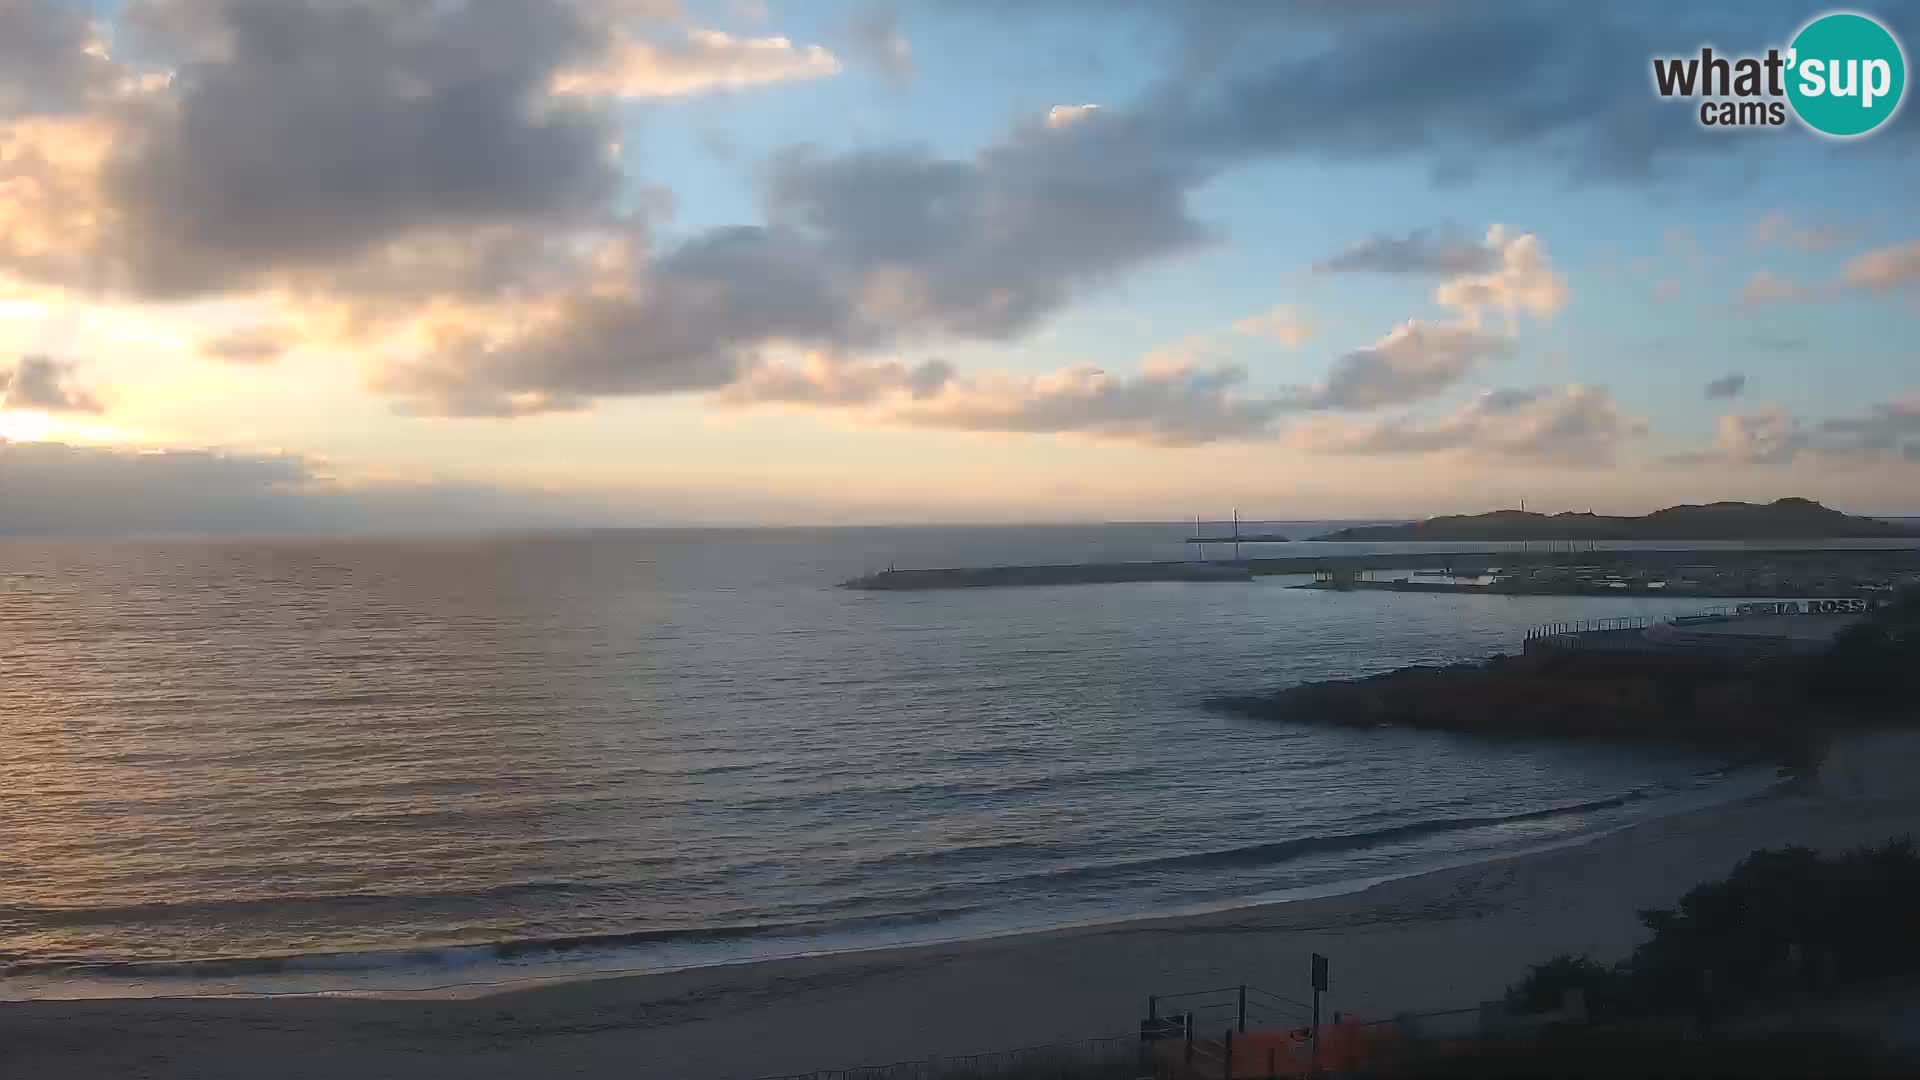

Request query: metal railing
[
  {"left": 1147, "top": 983, "right": 1311, "bottom": 1034},
  {"left": 1523, "top": 615, "right": 1655, "bottom": 642}
]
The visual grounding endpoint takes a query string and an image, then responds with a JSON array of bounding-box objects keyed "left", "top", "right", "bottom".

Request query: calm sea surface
[{"left": 0, "top": 525, "right": 1810, "bottom": 998}]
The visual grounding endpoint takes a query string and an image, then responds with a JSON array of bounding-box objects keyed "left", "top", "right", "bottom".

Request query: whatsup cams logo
[{"left": 1652, "top": 10, "right": 1906, "bottom": 137}]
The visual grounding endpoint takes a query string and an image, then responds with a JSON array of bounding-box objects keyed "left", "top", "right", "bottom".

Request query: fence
[
  {"left": 1138, "top": 984, "right": 1336, "bottom": 1079},
  {"left": 1146, "top": 983, "right": 1312, "bottom": 1036},
  {"left": 1522, "top": 606, "right": 1754, "bottom": 655},
  {"left": 1522, "top": 615, "right": 1656, "bottom": 643}
]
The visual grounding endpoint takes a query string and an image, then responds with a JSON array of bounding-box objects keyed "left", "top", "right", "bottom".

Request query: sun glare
[{"left": 0, "top": 409, "right": 124, "bottom": 444}]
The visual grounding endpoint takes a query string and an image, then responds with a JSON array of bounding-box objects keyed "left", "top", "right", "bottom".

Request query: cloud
[
  {"left": 1253, "top": 226, "right": 1561, "bottom": 414},
  {"left": 1676, "top": 407, "right": 1809, "bottom": 465},
  {"left": 1232, "top": 304, "right": 1313, "bottom": 346},
  {"left": 956, "top": 1, "right": 1920, "bottom": 181},
  {"left": 721, "top": 352, "right": 953, "bottom": 406},
  {"left": 678, "top": 222, "right": 1548, "bottom": 436},
  {"left": 2, "top": 0, "right": 1733, "bottom": 454},
  {"left": 1842, "top": 241, "right": 1920, "bottom": 293},
  {"left": 1649, "top": 279, "right": 1681, "bottom": 305},
  {"left": 848, "top": 4, "right": 913, "bottom": 80},
  {"left": 87, "top": 0, "right": 626, "bottom": 298},
  {"left": 1292, "top": 385, "right": 1645, "bottom": 464},
  {"left": 0, "top": 438, "right": 646, "bottom": 535},
  {"left": 381, "top": 134, "right": 1213, "bottom": 415},
  {"left": 0, "top": 440, "right": 309, "bottom": 535},
  {"left": 3, "top": 0, "right": 1608, "bottom": 436},
  {"left": 1310, "top": 321, "right": 1511, "bottom": 410},
  {"left": 1704, "top": 372, "right": 1747, "bottom": 400},
  {"left": 551, "top": 28, "right": 842, "bottom": 97},
  {"left": 1749, "top": 210, "right": 1856, "bottom": 254},
  {"left": 199, "top": 326, "right": 293, "bottom": 366},
  {"left": 701, "top": 273, "right": 1539, "bottom": 443},
  {"left": 1726, "top": 241, "right": 1920, "bottom": 304},
  {"left": 1671, "top": 399, "right": 1920, "bottom": 466},
  {"left": 1429, "top": 226, "right": 1566, "bottom": 328},
  {"left": 0, "top": 355, "right": 103, "bottom": 413},
  {"left": 1046, "top": 104, "right": 1101, "bottom": 128},
  {"left": 0, "top": 0, "right": 118, "bottom": 117},
  {"left": 0, "top": 0, "right": 834, "bottom": 305},
  {"left": 1314, "top": 226, "right": 1499, "bottom": 276},
  {"left": 888, "top": 360, "right": 1296, "bottom": 446},
  {"left": 718, "top": 351, "right": 1293, "bottom": 445},
  {"left": 0, "top": 113, "right": 123, "bottom": 290},
  {"left": 1740, "top": 269, "right": 1818, "bottom": 305},
  {"left": 1817, "top": 399, "right": 1920, "bottom": 460}
]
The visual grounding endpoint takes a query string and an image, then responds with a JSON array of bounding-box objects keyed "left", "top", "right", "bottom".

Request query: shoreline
[
  {"left": 1, "top": 760, "right": 1780, "bottom": 1004},
  {"left": 8, "top": 735, "right": 1920, "bottom": 1079}
]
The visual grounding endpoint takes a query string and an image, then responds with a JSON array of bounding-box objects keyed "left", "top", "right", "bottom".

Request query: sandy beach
[{"left": 6, "top": 735, "right": 1920, "bottom": 1080}]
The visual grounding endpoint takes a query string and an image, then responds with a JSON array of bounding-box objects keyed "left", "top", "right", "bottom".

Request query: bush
[
  {"left": 1503, "top": 954, "right": 1623, "bottom": 1015},
  {"left": 1503, "top": 837, "right": 1920, "bottom": 1020}
]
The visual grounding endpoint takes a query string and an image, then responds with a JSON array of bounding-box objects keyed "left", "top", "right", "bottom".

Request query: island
[{"left": 1316, "top": 498, "right": 1916, "bottom": 542}]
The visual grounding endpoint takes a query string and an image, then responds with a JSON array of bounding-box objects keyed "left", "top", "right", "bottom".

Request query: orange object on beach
[{"left": 1225, "top": 1020, "right": 1373, "bottom": 1077}]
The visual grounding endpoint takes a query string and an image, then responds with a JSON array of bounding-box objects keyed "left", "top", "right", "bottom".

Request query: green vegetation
[{"left": 1506, "top": 838, "right": 1920, "bottom": 1021}]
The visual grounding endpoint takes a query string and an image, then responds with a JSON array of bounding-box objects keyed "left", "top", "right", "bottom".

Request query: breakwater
[
  {"left": 843, "top": 546, "right": 1920, "bottom": 592},
  {"left": 843, "top": 561, "right": 1253, "bottom": 589}
]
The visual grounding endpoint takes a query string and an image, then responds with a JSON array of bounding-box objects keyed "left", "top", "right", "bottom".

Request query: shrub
[
  {"left": 1504, "top": 838, "right": 1920, "bottom": 1020},
  {"left": 1503, "top": 954, "right": 1624, "bottom": 1016}
]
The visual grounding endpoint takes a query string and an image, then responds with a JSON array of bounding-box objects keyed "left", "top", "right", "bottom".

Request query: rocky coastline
[{"left": 1206, "top": 650, "right": 1852, "bottom": 760}]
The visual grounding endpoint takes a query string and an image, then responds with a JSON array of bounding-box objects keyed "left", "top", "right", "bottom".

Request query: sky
[{"left": 1, "top": 0, "right": 1919, "bottom": 533}]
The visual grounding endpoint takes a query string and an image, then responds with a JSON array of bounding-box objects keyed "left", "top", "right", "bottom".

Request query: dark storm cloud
[
  {"left": 102, "top": 0, "right": 622, "bottom": 297},
  {"left": 0, "top": 356, "right": 103, "bottom": 413}
]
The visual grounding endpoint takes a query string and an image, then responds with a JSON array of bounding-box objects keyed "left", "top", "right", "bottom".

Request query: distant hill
[{"left": 1317, "top": 499, "right": 1918, "bottom": 542}]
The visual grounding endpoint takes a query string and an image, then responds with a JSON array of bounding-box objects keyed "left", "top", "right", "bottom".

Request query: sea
[{"left": 0, "top": 523, "right": 1850, "bottom": 1000}]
